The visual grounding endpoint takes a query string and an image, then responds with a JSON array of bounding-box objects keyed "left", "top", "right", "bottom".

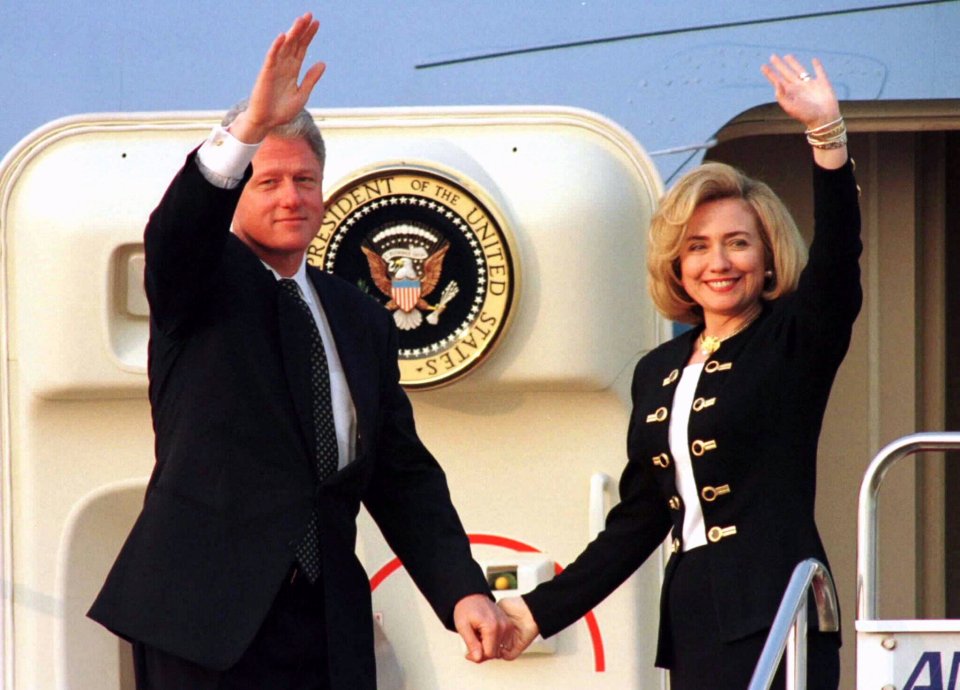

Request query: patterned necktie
[{"left": 278, "top": 278, "right": 339, "bottom": 583}]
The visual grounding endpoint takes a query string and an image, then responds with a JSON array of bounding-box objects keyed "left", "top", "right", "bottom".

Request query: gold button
[
  {"left": 668, "top": 496, "right": 681, "bottom": 510},
  {"left": 705, "top": 360, "right": 732, "bottom": 373},
  {"left": 663, "top": 369, "right": 679, "bottom": 386},
  {"left": 652, "top": 453, "right": 671, "bottom": 468},
  {"left": 701, "top": 484, "right": 731, "bottom": 502},
  {"left": 692, "top": 396, "right": 716, "bottom": 412},
  {"left": 707, "top": 525, "right": 737, "bottom": 543},
  {"left": 672, "top": 538, "right": 681, "bottom": 553},
  {"left": 691, "top": 439, "right": 717, "bottom": 457},
  {"left": 646, "top": 406, "right": 668, "bottom": 423}
]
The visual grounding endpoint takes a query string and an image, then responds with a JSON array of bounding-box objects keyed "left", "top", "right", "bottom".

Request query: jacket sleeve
[
  {"left": 791, "top": 159, "right": 863, "bottom": 355},
  {"left": 522, "top": 360, "right": 672, "bottom": 639},
  {"left": 143, "top": 149, "right": 248, "bottom": 338},
  {"left": 361, "top": 319, "right": 491, "bottom": 630}
]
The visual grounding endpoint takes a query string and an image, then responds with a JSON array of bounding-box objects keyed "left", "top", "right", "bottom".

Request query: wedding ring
[{"left": 799, "top": 72, "right": 812, "bottom": 81}]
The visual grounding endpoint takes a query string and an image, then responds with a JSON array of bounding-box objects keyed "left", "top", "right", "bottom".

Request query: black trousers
[
  {"left": 133, "top": 567, "right": 330, "bottom": 690},
  {"left": 665, "top": 546, "right": 840, "bottom": 690}
]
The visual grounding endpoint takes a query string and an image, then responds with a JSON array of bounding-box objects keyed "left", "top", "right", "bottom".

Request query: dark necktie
[{"left": 278, "top": 278, "right": 339, "bottom": 583}]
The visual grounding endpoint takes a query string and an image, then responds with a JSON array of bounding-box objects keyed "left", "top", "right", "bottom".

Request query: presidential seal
[{"left": 308, "top": 167, "right": 516, "bottom": 389}]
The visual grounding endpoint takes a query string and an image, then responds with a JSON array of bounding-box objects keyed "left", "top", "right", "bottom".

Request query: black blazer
[
  {"left": 524, "top": 161, "right": 861, "bottom": 666},
  {"left": 88, "top": 151, "right": 489, "bottom": 687}
]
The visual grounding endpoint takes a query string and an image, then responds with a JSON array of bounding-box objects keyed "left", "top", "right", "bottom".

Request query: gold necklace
[{"left": 697, "top": 307, "right": 762, "bottom": 356}]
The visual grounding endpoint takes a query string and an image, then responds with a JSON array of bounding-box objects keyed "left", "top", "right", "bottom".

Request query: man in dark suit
[{"left": 89, "top": 13, "right": 508, "bottom": 689}]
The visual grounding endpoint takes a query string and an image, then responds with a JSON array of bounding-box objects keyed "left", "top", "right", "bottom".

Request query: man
[{"left": 89, "top": 14, "right": 508, "bottom": 689}]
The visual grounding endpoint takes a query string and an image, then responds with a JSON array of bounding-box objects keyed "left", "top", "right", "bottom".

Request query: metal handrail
[
  {"left": 748, "top": 559, "right": 840, "bottom": 690},
  {"left": 857, "top": 431, "right": 960, "bottom": 622}
]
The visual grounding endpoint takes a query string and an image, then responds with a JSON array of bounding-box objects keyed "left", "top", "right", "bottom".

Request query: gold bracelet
[
  {"left": 809, "top": 134, "right": 848, "bottom": 150},
  {"left": 807, "top": 131, "right": 847, "bottom": 147},
  {"left": 806, "top": 116, "right": 847, "bottom": 148},
  {"left": 807, "top": 123, "right": 846, "bottom": 142},
  {"left": 805, "top": 116, "right": 844, "bottom": 135}
]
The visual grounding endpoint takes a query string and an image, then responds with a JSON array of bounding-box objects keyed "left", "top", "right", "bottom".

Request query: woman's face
[{"left": 679, "top": 197, "right": 767, "bottom": 324}]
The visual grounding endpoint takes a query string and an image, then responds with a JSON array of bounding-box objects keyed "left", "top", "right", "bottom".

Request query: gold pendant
[{"left": 699, "top": 335, "right": 721, "bottom": 356}]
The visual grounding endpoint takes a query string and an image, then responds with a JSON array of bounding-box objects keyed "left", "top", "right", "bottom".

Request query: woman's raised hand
[
  {"left": 761, "top": 55, "right": 840, "bottom": 130},
  {"left": 762, "top": 55, "right": 848, "bottom": 168}
]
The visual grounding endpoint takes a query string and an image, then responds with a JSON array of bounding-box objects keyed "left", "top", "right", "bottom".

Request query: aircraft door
[{"left": 0, "top": 106, "right": 665, "bottom": 689}]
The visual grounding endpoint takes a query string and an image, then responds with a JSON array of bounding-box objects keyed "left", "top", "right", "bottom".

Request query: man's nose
[{"left": 277, "top": 179, "right": 302, "bottom": 207}]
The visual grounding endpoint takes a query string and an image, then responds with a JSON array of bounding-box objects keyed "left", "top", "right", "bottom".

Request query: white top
[
  {"left": 669, "top": 363, "right": 707, "bottom": 550},
  {"left": 193, "top": 127, "right": 357, "bottom": 469}
]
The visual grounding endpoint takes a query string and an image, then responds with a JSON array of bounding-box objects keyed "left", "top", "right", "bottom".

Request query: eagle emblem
[{"left": 361, "top": 222, "right": 459, "bottom": 331}]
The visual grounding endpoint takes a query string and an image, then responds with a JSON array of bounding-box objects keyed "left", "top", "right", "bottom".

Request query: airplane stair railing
[
  {"left": 748, "top": 558, "right": 840, "bottom": 690},
  {"left": 856, "top": 431, "right": 960, "bottom": 690}
]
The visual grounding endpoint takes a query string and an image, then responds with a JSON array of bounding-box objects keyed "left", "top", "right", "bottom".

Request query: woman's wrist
[
  {"left": 806, "top": 115, "right": 846, "bottom": 148},
  {"left": 804, "top": 109, "right": 842, "bottom": 130}
]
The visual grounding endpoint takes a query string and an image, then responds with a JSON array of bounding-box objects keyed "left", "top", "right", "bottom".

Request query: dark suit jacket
[
  {"left": 524, "top": 161, "right": 861, "bottom": 667},
  {"left": 88, "top": 151, "right": 490, "bottom": 688}
]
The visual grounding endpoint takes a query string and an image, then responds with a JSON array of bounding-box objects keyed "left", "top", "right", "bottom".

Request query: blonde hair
[{"left": 647, "top": 162, "right": 807, "bottom": 324}]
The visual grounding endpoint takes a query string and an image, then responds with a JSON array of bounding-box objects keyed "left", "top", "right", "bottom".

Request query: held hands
[
  {"left": 230, "top": 13, "right": 326, "bottom": 144},
  {"left": 453, "top": 592, "right": 541, "bottom": 662},
  {"left": 453, "top": 593, "right": 514, "bottom": 662},
  {"left": 497, "top": 596, "right": 540, "bottom": 661}
]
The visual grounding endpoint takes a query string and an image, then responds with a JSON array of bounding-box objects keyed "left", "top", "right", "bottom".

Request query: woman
[{"left": 499, "top": 55, "right": 860, "bottom": 690}]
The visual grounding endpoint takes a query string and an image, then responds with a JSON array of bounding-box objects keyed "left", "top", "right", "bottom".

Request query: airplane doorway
[
  {"left": 945, "top": 132, "right": 960, "bottom": 618},
  {"left": 704, "top": 106, "right": 960, "bottom": 690}
]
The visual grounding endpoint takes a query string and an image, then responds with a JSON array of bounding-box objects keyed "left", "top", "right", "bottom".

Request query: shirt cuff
[{"left": 195, "top": 125, "right": 260, "bottom": 189}]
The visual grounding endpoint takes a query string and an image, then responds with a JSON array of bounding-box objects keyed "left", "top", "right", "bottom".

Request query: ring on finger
[{"left": 798, "top": 72, "right": 812, "bottom": 81}]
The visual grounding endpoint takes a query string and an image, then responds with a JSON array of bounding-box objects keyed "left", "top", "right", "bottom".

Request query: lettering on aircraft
[
  {"left": 310, "top": 167, "right": 516, "bottom": 389},
  {"left": 902, "top": 651, "right": 960, "bottom": 690}
]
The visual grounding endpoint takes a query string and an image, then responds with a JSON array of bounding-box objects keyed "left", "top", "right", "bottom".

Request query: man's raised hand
[{"left": 230, "top": 13, "right": 326, "bottom": 144}]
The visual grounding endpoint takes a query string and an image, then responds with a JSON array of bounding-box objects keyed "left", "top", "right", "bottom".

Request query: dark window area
[{"left": 944, "top": 132, "right": 960, "bottom": 617}]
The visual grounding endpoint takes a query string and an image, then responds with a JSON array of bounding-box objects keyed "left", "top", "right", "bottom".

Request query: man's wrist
[
  {"left": 196, "top": 125, "right": 260, "bottom": 189},
  {"left": 226, "top": 111, "right": 271, "bottom": 146}
]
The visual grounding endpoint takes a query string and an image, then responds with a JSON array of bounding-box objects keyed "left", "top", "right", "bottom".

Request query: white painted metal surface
[{"left": 1, "top": 107, "right": 667, "bottom": 688}]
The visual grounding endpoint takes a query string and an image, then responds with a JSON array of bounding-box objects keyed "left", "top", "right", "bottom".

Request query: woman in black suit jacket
[{"left": 499, "top": 56, "right": 860, "bottom": 690}]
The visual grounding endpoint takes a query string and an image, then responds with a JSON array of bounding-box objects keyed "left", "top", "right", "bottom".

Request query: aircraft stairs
[{"left": 748, "top": 432, "right": 960, "bottom": 690}]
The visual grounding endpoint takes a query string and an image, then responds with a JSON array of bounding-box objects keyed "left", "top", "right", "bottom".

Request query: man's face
[{"left": 233, "top": 135, "right": 324, "bottom": 274}]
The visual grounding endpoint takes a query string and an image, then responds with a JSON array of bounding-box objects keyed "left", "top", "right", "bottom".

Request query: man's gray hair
[{"left": 221, "top": 100, "right": 326, "bottom": 166}]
